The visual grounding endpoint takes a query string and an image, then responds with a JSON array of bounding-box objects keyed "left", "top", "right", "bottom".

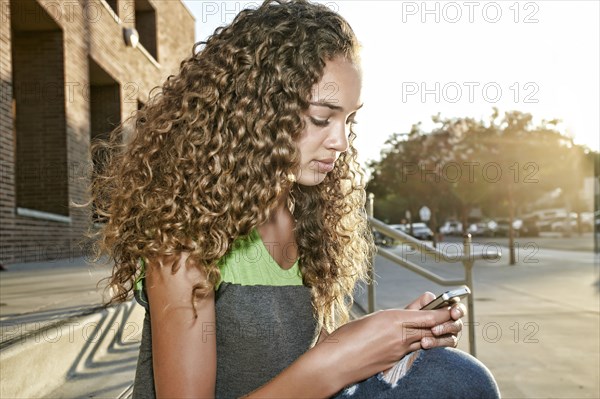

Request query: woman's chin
[{"left": 297, "top": 175, "right": 326, "bottom": 186}]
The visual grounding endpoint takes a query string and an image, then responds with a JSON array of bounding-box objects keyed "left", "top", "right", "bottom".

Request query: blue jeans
[{"left": 331, "top": 347, "right": 501, "bottom": 399}]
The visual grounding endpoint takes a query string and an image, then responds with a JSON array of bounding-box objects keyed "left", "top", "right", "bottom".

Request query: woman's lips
[{"left": 315, "top": 160, "right": 335, "bottom": 172}]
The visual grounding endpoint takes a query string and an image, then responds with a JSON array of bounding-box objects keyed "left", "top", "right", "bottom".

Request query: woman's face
[{"left": 294, "top": 56, "right": 363, "bottom": 186}]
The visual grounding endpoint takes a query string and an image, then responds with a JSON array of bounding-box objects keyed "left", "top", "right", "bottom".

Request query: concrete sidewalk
[
  {"left": 1, "top": 256, "right": 115, "bottom": 346},
  {"left": 1, "top": 244, "right": 599, "bottom": 398},
  {"left": 0, "top": 257, "right": 143, "bottom": 398},
  {"left": 354, "top": 241, "right": 600, "bottom": 398},
  {"left": 453, "top": 232, "right": 598, "bottom": 253}
]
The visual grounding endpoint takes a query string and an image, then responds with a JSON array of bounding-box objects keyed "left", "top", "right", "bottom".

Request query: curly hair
[{"left": 81, "top": 0, "right": 375, "bottom": 336}]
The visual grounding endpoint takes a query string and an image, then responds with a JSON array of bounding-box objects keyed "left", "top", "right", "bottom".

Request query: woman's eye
[
  {"left": 346, "top": 113, "right": 359, "bottom": 125},
  {"left": 310, "top": 117, "right": 329, "bottom": 127}
]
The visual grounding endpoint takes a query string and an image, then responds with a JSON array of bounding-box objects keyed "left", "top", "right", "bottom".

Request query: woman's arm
[
  {"left": 145, "top": 252, "right": 217, "bottom": 399},
  {"left": 315, "top": 327, "right": 329, "bottom": 345},
  {"left": 242, "top": 303, "right": 458, "bottom": 398}
]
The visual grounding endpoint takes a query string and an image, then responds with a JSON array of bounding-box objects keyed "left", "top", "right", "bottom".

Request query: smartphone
[{"left": 420, "top": 287, "right": 471, "bottom": 310}]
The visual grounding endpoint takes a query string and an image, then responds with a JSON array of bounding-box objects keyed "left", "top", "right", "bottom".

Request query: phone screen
[{"left": 420, "top": 287, "right": 471, "bottom": 310}]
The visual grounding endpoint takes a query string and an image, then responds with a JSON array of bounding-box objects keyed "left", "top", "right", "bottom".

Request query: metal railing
[{"left": 365, "top": 195, "right": 501, "bottom": 357}]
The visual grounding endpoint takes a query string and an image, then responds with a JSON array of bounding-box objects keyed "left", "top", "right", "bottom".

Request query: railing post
[
  {"left": 463, "top": 233, "right": 476, "bottom": 357},
  {"left": 367, "top": 193, "right": 376, "bottom": 314}
]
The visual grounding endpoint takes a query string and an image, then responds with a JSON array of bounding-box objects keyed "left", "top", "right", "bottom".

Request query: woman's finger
[
  {"left": 450, "top": 302, "right": 467, "bottom": 320},
  {"left": 402, "top": 325, "right": 438, "bottom": 345},
  {"left": 404, "top": 291, "right": 436, "bottom": 310},
  {"left": 432, "top": 319, "right": 463, "bottom": 336},
  {"left": 400, "top": 308, "right": 453, "bottom": 328},
  {"left": 421, "top": 333, "right": 459, "bottom": 349}
]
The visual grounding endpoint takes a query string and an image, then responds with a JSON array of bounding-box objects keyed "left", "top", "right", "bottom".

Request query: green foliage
[{"left": 367, "top": 109, "right": 596, "bottom": 226}]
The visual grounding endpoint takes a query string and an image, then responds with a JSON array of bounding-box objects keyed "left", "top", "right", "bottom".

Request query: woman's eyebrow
[{"left": 309, "top": 101, "right": 364, "bottom": 112}]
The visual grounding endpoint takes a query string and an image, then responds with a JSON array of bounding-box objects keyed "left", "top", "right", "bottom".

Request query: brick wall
[
  {"left": 0, "top": 0, "right": 196, "bottom": 265},
  {"left": 0, "top": 0, "right": 17, "bottom": 263}
]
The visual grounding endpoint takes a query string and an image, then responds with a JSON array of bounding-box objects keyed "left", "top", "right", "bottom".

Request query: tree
[
  {"left": 367, "top": 123, "right": 460, "bottom": 236},
  {"left": 368, "top": 109, "right": 592, "bottom": 265}
]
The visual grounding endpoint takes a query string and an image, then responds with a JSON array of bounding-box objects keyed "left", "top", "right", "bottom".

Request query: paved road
[
  {"left": 354, "top": 240, "right": 600, "bottom": 398},
  {"left": 449, "top": 232, "right": 598, "bottom": 252},
  {"left": 2, "top": 239, "right": 598, "bottom": 398}
]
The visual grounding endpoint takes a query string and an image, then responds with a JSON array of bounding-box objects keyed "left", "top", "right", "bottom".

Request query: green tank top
[
  {"left": 134, "top": 227, "right": 304, "bottom": 295},
  {"left": 215, "top": 227, "right": 303, "bottom": 289},
  {"left": 131, "top": 227, "right": 318, "bottom": 399}
]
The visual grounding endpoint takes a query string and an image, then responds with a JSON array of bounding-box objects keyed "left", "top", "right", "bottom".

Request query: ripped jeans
[{"left": 330, "top": 347, "right": 501, "bottom": 399}]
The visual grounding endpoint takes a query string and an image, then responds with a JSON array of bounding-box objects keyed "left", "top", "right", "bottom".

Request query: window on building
[
  {"left": 135, "top": 0, "right": 158, "bottom": 61},
  {"left": 104, "top": 0, "right": 119, "bottom": 17},
  {"left": 11, "top": 0, "right": 69, "bottom": 217},
  {"left": 89, "top": 58, "right": 122, "bottom": 225}
]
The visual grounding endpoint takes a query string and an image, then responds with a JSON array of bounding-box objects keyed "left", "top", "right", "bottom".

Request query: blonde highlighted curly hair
[{"left": 83, "top": 0, "right": 375, "bottom": 335}]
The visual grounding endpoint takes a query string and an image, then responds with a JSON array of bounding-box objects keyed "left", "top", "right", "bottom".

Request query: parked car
[
  {"left": 373, "top": 230, "right": 394, "bottom": 247},
  {"left": 468, "top": 222, "right": 495, "bottom": 237},
  {"left": 383, "top": 223, "right": 434, "bottom": 243},
  {"left": 520, "top": 217, "right": 540, "bottom": 237},
  {"left": 372, "top": 224, "right": 406, "bottom": 247},
  {"left": 440, "top": 221, "right": 463, "bottom": 236},
  {"left": 494, "top": 218, "right": 525, "bottom": 237},
  {"left": 535, "top": 211, "right": 590, "bottom": 233},
  {"left": 390, "top": 224, "right": 408, "bottom": 233},
  {"left": 537, "top": 216, "right": 562, "bottom": 233},
  {"left": 388, "top": 224, "right": 408, "bottom": 245},
  {"left": 551, "top": 213, "right": 593, "bottom": 233},
  {"left": 404, "top": 223, "right": 434, "bottom": 241},
  {"left": 550, "top": 218, "right": 576, "bottom": 233}
]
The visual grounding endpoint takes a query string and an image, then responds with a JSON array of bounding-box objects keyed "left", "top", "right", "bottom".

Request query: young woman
[{"left": 88, "top": 0, "right": 500, "bottom": 397}]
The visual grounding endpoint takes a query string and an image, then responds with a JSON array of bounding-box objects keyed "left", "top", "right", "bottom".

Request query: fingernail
[
  {"left": 422, "top": 338, "right": 431, "bottom": 348},
  {"left": 433, "top": 325, "right": 443, "bottom": 335}
]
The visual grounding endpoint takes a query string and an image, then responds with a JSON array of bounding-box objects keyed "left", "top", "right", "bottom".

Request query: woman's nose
[{"left": 326, "top": 122, "right": 349, "bottom": 153}]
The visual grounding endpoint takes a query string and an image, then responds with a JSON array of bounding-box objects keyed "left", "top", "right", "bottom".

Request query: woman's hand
[
  {"left": 404, "top": 291, "right": 466, "bottom": 349},
  {"left": 318, "top": 303, "right": 457, "bottom": 387}
]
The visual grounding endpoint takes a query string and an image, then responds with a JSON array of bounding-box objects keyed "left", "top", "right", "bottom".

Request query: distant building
[{"left": 1, "top": 0, "right": 195, "bottom": 265}]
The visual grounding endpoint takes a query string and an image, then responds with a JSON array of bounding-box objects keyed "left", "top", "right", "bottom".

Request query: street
[
  {"left": 354, "top": 235, "right": 600, "bottom": 398},
  {"left": 1, "top": 236, "right": 598, "bottom": 398}
]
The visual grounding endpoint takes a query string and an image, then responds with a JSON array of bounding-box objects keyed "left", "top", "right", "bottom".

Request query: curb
[{"left": 0, "top": 299, "right": 145, "bottom": 398}]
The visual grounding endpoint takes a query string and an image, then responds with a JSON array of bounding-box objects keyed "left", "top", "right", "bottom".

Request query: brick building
[{"left": 0, "top": 0, "right": 195, "bottom": 265}]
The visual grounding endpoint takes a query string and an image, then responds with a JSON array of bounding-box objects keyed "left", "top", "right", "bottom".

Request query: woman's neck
[
  {"left": 255, "top": 187, "right": 298, "bottom": 269},
  {"left": 265, "top": 187, "right": 294, "bottom": 227}
]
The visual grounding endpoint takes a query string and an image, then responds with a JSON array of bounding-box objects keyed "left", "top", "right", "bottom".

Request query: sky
[{"left": 181, "top": 0, "right": 600, "bottom": 167}]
